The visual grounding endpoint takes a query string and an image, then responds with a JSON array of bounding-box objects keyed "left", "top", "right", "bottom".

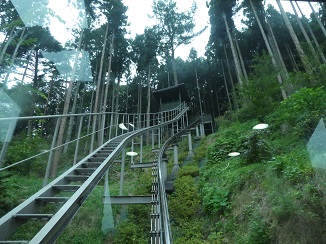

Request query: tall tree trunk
[
  {"left": 276, "top": 0, "right": 312, "bottom": 74},
  {"left": 27, "top": 48, "right": 41, "bottom": 139},
  {"left": 21, "top": 49, "right": 34, "bottom": 83},
  {"left": 234, "top": 33, "right": 248, "bottom": 82},
  {"left": 100, "top": 32, "right": 114, "bottom": 144},
  {"left": 137, "top": 77, "right": 142, "bottom": 128},
  {"left": 146, "top": 65, "right": 151, "bottom": 145},
  {"left": 3, "top": 27, "right": 28, "bottom": 86},
  {"left": 223, "top": 12, "right": 243, "bottom": 85},
  {"left": 208, "top": 81, "right": 216, "bottom": 119},
  {"left": 171, "top": 48, "right": 178, "bottom": 86},
  {"left": 290, "top": 1, "right": 319, "bottom": 65},
  {"left": 223, "top": 45, "right": 239, "bottom": 110},
  {"left": 98, "top": 75, "right": 105, "bottom": 144},
  {"left": 285, "top": 43, "right": 299, "bottom": 71},
  {"left": 91, "top": 23, "right": 109, "bottom": 150},
  {"left": 220, "top": 60, "right": 232, "bottom": 111},
  {"left": 40, "top": 75, "right": 55, "bottom": 134},
  {"left": 109, "top": 82, "right": 116, "bottom": 139},
  {"left": 51, "top": 30, "right": 83, "bottom": 178},
  {"left": 85, "top": 82, "right": 96, "bottom": 152},
  {"left": 266, "top": 19, "right": 289, "bottom": 79},
  {"left": 309, "top": 2, "right": 326, "bottom": 38},
  {"left": 114, "top": 75, "right": 122, "bottom": 137},
  {"left": 195, "top": 68, "right": 203, "bottom": 118},
  {"left": 63, "top": 80, "right": 80, "bottom": 153},
  {"left": 250, "top": 0, "right": 287, "bottom": 100},
  {"left": 296, "top": 2, "right": 326, "bottom": 63},
  {"left": 214, "top": 83, "right": 221, "bottom": 117},
  {"left": 0, "top": 27, "right": 17, "bottom": 65}
]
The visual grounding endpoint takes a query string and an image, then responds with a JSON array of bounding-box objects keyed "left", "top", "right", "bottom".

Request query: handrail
[
  {"left": 0, "top": 102, "right": 188, "bottom": 173},
  {"left": 0, "top": 103, "right": 190, "bottom": 243},
  {"left": 0, "top": 102, "right": 187, "bottom": 122},
  {"left": 157, "top": 116, "right": 202, "bottom": 243}
]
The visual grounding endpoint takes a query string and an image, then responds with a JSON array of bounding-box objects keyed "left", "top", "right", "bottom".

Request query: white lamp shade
[
  {"left": 126, "top": 151, "right": 138, "bottom": 157},
  {"left": 119, "top": 123, "right": 128, "bottom": 130},
  {"left": 253, "top": 123, "right": 269, "bottom": 130},
  {"left": 228, "top": 152, "right": 240, "bottom": 157}
]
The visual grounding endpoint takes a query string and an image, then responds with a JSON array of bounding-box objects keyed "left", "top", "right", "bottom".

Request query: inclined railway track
[{"left": 0, "top": 104, "right": 200, "bottom": 243}]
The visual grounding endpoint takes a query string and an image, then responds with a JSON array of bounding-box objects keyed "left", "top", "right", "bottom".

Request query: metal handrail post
[
  {"left": 151, "top": 129, "right": 155, "bottom": 149},
  {"left": 119, "top": 147, "right": 126, "bottom": 195},
  {"left": 158, "top": 127, "right": 161, "bottom": 148},
  {"left": 131, "top": 139, "right": 134, "bottom": 165},
  {"left": 140, "top": 135, "right": 143, "bottom": 164}
]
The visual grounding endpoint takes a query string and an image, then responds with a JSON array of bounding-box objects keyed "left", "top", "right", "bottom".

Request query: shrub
[
  {"left": 207, "top": 120, "right": 258, "bottom": 164},
  {"left": 5, "top": 134, "right": 46, "bottom": 175},
  {"left": 237, "top": 53, "right": 283, "bottom": 121},
  {"left": 173, "top": 219, "right": 206, "bottom": 243},
  {"left": 269, "top": 86, "right": 326, "bottom": 138},
  {"left": 113, "top": 221, "right": 148, "bottom": 244},
  {"left": 242, "top": 132, "right": 272, "bottom": 165},
  {"left": 177, "top": 165, "right": 199, "bottom": 177},
  {"left": 0, "top": 172, "right": 19, "bottom": 217},
  {"left": 269, "top": 146, "right": 313, "bottom": 184},
  {"left": 201, "top": 185, "right": 229, "bottom": 213},
  {"left": 246, "top": 215, "right": 272, "bottom": 244},
  {"left": 169, "top": 175, "right": 201, "bottom": 220}
]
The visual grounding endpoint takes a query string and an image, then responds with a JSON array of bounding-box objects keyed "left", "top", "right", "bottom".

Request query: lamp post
[{"left": 252, "top": 123, "right": 269, "bottom": 130}]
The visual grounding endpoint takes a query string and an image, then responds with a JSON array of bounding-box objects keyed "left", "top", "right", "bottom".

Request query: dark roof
[{"left": 153, "top": 83, "right": 190, "bottom": 103}]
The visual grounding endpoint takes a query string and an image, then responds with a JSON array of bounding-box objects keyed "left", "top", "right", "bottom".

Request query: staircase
[
  {"left": 0, "top": 133, "right": 131, "bottom": 243},
  {"left": 0, "top": 103, "right": 195, "bottom": 243}
]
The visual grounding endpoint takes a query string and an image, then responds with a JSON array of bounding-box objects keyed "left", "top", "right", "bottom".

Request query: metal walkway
[{"left": 0, "top": 104, "right": 201, "bottom": 243}]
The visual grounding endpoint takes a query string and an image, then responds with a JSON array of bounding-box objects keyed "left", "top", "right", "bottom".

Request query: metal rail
[
  {"left": 0, "top": 103, "right": 189, "bottom": 243},
  {"left": 0, "top": 103, "right": 187, "bottom": 171},
  {"left": 150, "top": 116, "right": 202, "bottom": 244}
]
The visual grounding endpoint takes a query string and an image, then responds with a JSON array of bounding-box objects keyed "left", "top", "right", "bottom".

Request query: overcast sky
[
  {"left": 122, "top": 0, "right": 209, "bottom": 60},
  {"left": 122, "top": 0, "right": 316, "bottom": 60},
  {"left": 3, "top": 0, "right": 319, "bottom": 86},
  {"left": 7, "top": 0, "right": 318, "bottom": 61}
]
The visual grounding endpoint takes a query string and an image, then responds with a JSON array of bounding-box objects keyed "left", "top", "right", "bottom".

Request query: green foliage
[
  {"left": 269, "top": 86, "right": 326, "bottom": 138},
  {"left": 113, "top": 221, "right": 148, "bottom": 244},
  {"left": 173, "top": 219, "right": 206, "bottom": 244},
  {"left": 0, "top": 173, "right": 42, "bottom": 221},
  {"left": 237, "top": 53, "right": 283, "bottom": 121},
  {"left": 202, "top": 186, "right": 229, "bottom": 213},
  {"left": 242, "top": 131, "right": 272, "bottom": 165},
  {"left": 206, "top": 120, "right": 257, "bottom": 163},
  {"left": 269, "top": 146, "right": 313, "bottom": 184},
  {"left": 57, "top": 186, "right": 105, "bottom": 244},
  {"left": 246, "top": 215, "right": 272, "bottom": 244},
  {"left": 193, "top": 141, "right": 208, "bottom": 164},
  {"left": 167, "top": 157, "right": 214, "bottom": 243},
  {"left": 200, "top": 114, "right": 326, "bottom": 242},
  {"left": 285, "top": 70, "right": 310, "bottom": 88},
  {"left": 177, "top": 164, "right": 199, "bottom": 177},
  {"left": 5, "top": 134, "right": 46, "bottom": 175},
  {"left": 200, "top": 161, "right": 266, "bottom": 215},
  {"left": 169, "top": 175, "right": 200, "bottom": 220},
  {"left": 315, "top": 63, "right": 326, "bottom": 86},
  {"left": 0, "top": 172, "right": 19, "bottom": 217}
]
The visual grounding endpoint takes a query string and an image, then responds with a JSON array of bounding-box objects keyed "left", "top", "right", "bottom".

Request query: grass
[
  {"left": 57, "top": 186, "right": 106, "bottom": 244},
  {"left": 198, "top": 116, "right": 326, "bottom": 243},
  {"left": 3, "top": 114, "right": 326, "bottom": 243}
]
